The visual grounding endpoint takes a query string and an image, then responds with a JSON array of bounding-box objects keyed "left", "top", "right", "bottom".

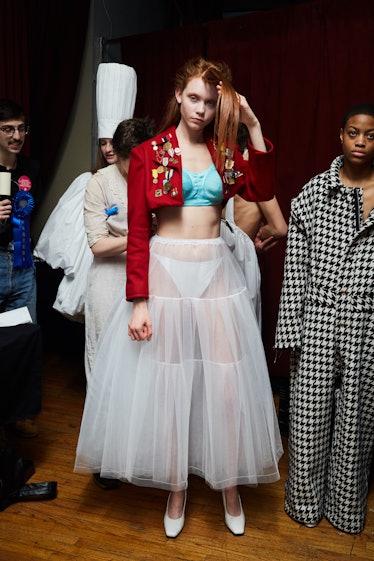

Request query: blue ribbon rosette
[{"left": 11, "top": 190, "right": 34, "bottom": 269}]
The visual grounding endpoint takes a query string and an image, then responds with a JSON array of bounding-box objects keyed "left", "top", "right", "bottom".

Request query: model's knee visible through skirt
[{"left": 75, "top": 235, "right": 283, "bottom": 490}]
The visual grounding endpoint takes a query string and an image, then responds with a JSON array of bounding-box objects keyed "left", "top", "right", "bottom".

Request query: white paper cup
[{"left": 0, "top": 172, "right": 11, "bottom": 197}]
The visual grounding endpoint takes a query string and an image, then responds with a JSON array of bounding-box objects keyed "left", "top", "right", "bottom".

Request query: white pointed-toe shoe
[
  {"left": 222, "top": 491, "right": 245, "bottom": 535},
  {"left": 164, "top": 491, "right": 186, "bottom": 538}
]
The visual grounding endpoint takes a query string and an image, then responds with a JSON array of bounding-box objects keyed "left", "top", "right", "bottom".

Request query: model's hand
[
  {"left": 128, "top": 299, "right": 153, "bottom": 341},
  {"left": 216, "top": 82, "right": 259, "bottom": 129},
  {"left": 236, "top": 94, "right": 260, "bottom": 129},
  {"left": 254, "top": 228, "right": 279, "bottom": 253},
  {"left": 217, "top": 81, "right": 265, "bottom": 151},
  {"left": 0, "top": 198, "right": 12, "bottom": 221}
]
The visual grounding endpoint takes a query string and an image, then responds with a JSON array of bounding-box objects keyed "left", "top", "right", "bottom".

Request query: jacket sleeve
[
  {"left": 84, "top": 173, "right": 109, "bottom": 248},
  {"left": 234, "top": 138, "right": 275, "bottom": 202},
  {"left": 126, "top": 144, "right": 152, "bottom": 301},
  {"left": 274, "top": 189, "right": 310, "bottom": 349}
]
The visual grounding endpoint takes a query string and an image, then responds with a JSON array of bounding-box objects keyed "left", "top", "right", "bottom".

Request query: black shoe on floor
[{"left": 92, "top": 473, "right": 120, "bottom": 490}]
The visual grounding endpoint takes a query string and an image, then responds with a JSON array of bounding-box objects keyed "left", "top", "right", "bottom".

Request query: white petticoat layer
[{"left": 75, "top": 235, "right": 283, "bottom": 490}]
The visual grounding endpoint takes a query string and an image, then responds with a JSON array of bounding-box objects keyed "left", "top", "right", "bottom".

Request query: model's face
[
  {"left": 340, "top": 114, "right": 374, "bottom": 166},
  {"left": 175, "top": 77, "right": 218, "bottom": 132},
  {"left": 0, "top": 119, "right": 26, "bottom": 157},
  {"left": 99, "top": 138, "right": 117, "bottom": 164}
]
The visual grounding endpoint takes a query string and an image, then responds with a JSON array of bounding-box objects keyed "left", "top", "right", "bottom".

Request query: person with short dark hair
[
  {"left": 275, "top": 102, "right": 374, "bottom": 534},
  {"left": 0, "top": 98, "right": 42, "bottom": 439},
  {"left": 0, "top": 99, "right": 42, "bottom": 321}
]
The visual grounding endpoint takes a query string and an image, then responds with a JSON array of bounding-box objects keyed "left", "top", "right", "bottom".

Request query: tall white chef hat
[{"left": 96, "top": 63, "right": 137, "bottom": 139}]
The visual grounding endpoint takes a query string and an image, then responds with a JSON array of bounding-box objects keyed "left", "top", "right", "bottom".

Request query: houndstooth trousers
[{"left": 275, "top": 156, "right": 374, "bottom": 534}]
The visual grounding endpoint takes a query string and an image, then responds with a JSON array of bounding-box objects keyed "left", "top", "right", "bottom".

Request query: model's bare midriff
[{"left": 156, "top": 204, "right": 222, "bottom": 239}]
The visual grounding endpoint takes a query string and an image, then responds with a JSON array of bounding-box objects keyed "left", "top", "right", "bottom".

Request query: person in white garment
[
  {"left": 84, "top": 117, "right": 155, "bottom": 383},
  {"left": 34, "top": 63, "right": 137, "bottom": 323}
]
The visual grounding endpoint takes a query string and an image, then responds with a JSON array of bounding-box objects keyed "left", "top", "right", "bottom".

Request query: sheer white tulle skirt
[{"left": 75, "top": 235, "right": 283, "bottom": 490}]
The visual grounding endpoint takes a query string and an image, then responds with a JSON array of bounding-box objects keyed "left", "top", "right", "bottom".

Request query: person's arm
[
  {"left": 233, "top": 98, "right": 275, "bottom": 202},
  {"left": 90, "top": 235, "right": 127, "bottom": 257},
  {"left": 235, "top": 104, "right": 275, "bottom": 203},
  {"left": 238, "top": 94, "right": 267, "bottom": 153},
  {"left": 126, "top": 144, "right": 152, "bottom": 301},
  {"left": 84, "top": 174, "right": 127, "bottom": 258},
  {"left": 275, "top": 188, "right": 311, "bottom": 349},
  {"left": 126, "top": 144, "right": 154, "bottom": 340},
  {"left": 254, "top": 196, "right": 288, "bottom": 253}
]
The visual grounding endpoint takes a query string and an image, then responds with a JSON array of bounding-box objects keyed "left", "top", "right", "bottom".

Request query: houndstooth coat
[{"left": 275, "top": 155, "right": 374, "bottom": 534}]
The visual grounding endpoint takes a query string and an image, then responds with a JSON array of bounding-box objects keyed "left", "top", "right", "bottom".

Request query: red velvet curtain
[
  {"left": 120, "top": 0, "right": 374, "bottom": 378},
  {"left": 120, "top": 23, "right": 206, "bottom": 122},
  {"left": 0, "top": 1, "right": 31, "bottom": 153},
  {"left": 0, "top": 0, "right": 90, "bottom": 187}
]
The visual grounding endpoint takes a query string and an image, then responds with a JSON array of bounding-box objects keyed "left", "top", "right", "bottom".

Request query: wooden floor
[{"left": 0, "top": 349, "right": 373, "bottom": 561}]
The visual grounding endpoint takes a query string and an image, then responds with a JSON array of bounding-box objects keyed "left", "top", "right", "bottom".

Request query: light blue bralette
[{"left": 182, "top": 164, "right": 223, "bottom": 206}]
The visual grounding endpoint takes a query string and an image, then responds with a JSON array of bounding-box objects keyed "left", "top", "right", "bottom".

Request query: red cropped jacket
[{"left": 126, "top": 125, "right": 275, "bottom": 301}]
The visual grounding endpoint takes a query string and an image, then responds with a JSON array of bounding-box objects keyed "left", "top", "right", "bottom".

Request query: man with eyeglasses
[{"left": 0, "top": 98, "right": 42, "bottom": 440}]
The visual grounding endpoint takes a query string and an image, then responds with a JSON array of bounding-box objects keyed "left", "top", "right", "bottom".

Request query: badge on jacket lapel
[{"left": 151, "top": 134, "right": 180, "bottom": 198}]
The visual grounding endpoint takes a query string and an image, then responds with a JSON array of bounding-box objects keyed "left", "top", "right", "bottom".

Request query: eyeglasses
[{"left": 0, "top": 125, "right": 30, "bottom": 136}]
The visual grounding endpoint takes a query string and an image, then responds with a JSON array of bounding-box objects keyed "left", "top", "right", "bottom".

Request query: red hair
[{"left": 158, "top": 57, "right": 240, "bottom": 173}]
